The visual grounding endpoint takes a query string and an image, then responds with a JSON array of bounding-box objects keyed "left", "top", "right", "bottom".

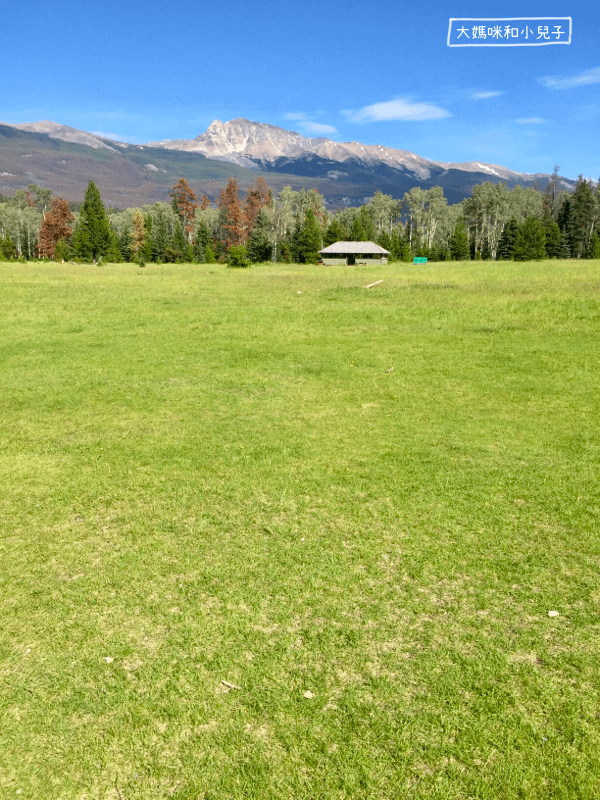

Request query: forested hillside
[{"left": 1, "top": 169, "right": 598, "bottom": 264}]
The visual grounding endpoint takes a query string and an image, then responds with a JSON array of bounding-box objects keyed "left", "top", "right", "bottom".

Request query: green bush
[
  {"left": 54, "top": 238, "right": 73, "bottom": 262},
  {"left": 226, "top": 245, "right": 250, "bottom": 268}
]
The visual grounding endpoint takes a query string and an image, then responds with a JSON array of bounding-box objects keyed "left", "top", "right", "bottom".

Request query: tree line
[{"left": 1, "top": 167, "right": 599, "bottom": 264}]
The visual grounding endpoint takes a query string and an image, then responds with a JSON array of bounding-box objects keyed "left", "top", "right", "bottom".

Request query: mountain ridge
[
  {"left": 145, "top": 117, "right": 539, "bottom": 183},
  {"left": 5, "top": 119, "right": 128, "bottom": 152},
  {"left": 0, "top": 118, "right": 576, "bottom": 207}
]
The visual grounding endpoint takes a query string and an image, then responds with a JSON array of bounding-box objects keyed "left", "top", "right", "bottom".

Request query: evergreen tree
[
  {"left": 193, "top": 218, "right": 212, "bottom": 262},
  {"left": 568, "top": 176, "right": 596, "bottom": 258},
  {"left": 558, "top": 232, "right": 572, "bottom": 259},
  {"left": 275, "top": 234, "right": 292, "bottom": 263},
  {"left": 389, "top": 228, "right": 410, "bottom": 262},
  {"left": 411, "top": 233, "right": 428, "bottom": 259},
  {"left": 106, "top": 229, "right": 122, "bottom": 263},
  {"left": 119, "top": 227, "right": 131, "bottom": 262},
  {"left": 376, "top": 229, "right": 392, "bottom": 253},
  {"left": 247, "top": 207, "right": 273, "bottom": 262},
  {"left": 226, "top": 244, "right": 250, "bottom": 268},
  {"left": 72, "top": 181, "right": 111, "bottom": 261},
  {"left": 0, "top": 234, "right": 17, "bottom": 259},
  {"left": 356, "top": 205, "right": 377, "bottom": 241},
  {"left": 429, "top": 242, "right": 450, "bottom": 262},
  {"left": 54, "top": 237, "right": 72, "bottom": 262},
  {"left": 348, "top": 217, "right": 367, "bottom": 241},
  {"left": 449, "top": 217, "right": 470, "bottom": 260},
  {"left": 544, "top": 221, "right": 563, "bottom": 259},
  {"left": 172, "top": 220, "right": 189, "bottom": 262},
  {"left": 497, "top": 217, "right": 519, "bottom": 260},
  {"left": 142, "top": 215, "right": 153, "bottom": 262},
  {"left": 292, "top": 208, "right": 322, "bottom": 263},
  {"left": 204, "top": 242, "right": 216, "bottom": 263},
  {"left": 556, "top": 195, "right": 571, "bottom": 239},
  {"left": 513, "top": 216, "right": 546, "bottom": 261},
  {"left": 323, "top": 218, "right": 348, "bottom": 246},
  {"left": 152, "top": 210, "right": 169, "bottom": 263}
]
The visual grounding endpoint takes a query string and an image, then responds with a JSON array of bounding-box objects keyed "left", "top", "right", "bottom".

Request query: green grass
[{"left": 1, "top": 259, "right": 599, "bottom": 799}]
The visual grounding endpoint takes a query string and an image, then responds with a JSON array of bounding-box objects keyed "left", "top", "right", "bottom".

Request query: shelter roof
[{"left": 319, "top": 241, "right": 390, "bottom": 255}]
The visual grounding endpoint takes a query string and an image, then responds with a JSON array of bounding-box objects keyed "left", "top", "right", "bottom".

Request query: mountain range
[{"left": 0, "top": 118, "right": 576, "bottom": 208}]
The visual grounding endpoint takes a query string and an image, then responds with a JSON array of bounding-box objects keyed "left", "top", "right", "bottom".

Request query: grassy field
[{"left": 1, "top": 259, "right": 599, "bottom": 799}]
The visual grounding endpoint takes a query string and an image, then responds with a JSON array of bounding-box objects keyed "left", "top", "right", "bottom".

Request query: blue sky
[{"left": 2, "top": 0, "right": 599, "bottom": 181}]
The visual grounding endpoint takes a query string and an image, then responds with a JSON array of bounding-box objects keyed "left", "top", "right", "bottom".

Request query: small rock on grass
[
  {"left": 303, "top": 690, "right": 314, "bottom": 699},
  {"left": 547, "top": 610, "right": 560, "bottom": 617}
]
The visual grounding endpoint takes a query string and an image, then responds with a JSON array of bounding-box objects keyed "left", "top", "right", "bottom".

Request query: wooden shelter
[{"left": 319, "top": 241, "right": 390, "bottom": 266}]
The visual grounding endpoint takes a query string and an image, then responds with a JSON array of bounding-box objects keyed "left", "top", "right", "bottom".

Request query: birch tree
[{"left": 367, "top": 192, "right": 400, "bottom": 235}]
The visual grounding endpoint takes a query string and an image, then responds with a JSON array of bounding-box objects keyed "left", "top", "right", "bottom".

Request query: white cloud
[
  {"left": 283, "top": 112, "right": 337, "bottom": 135},
  {"left": 470, "top": 90, "right": 505, "bottom": 100},
  {"left": 302, "top": 121, "right": 337, "bottom": 135},
  {"left": 538, "top": 66, "right": 600, "bottom": 90},
  {"left": 515, "top": 118, "right": 546, "bottom": 124},
  {"left": 345, "top": 97, "right": 451, "bottom": 123}
]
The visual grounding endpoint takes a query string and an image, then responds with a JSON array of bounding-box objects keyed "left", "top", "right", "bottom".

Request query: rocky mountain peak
[
  {"left": 200, "top": 119, "right": 225, "bottom": 137},
  {"left": 186, "top": 118, "right": 311, "bottom": 167},
  {"left": 143, "top": 117, "right": 543, "bottom": 185}
]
